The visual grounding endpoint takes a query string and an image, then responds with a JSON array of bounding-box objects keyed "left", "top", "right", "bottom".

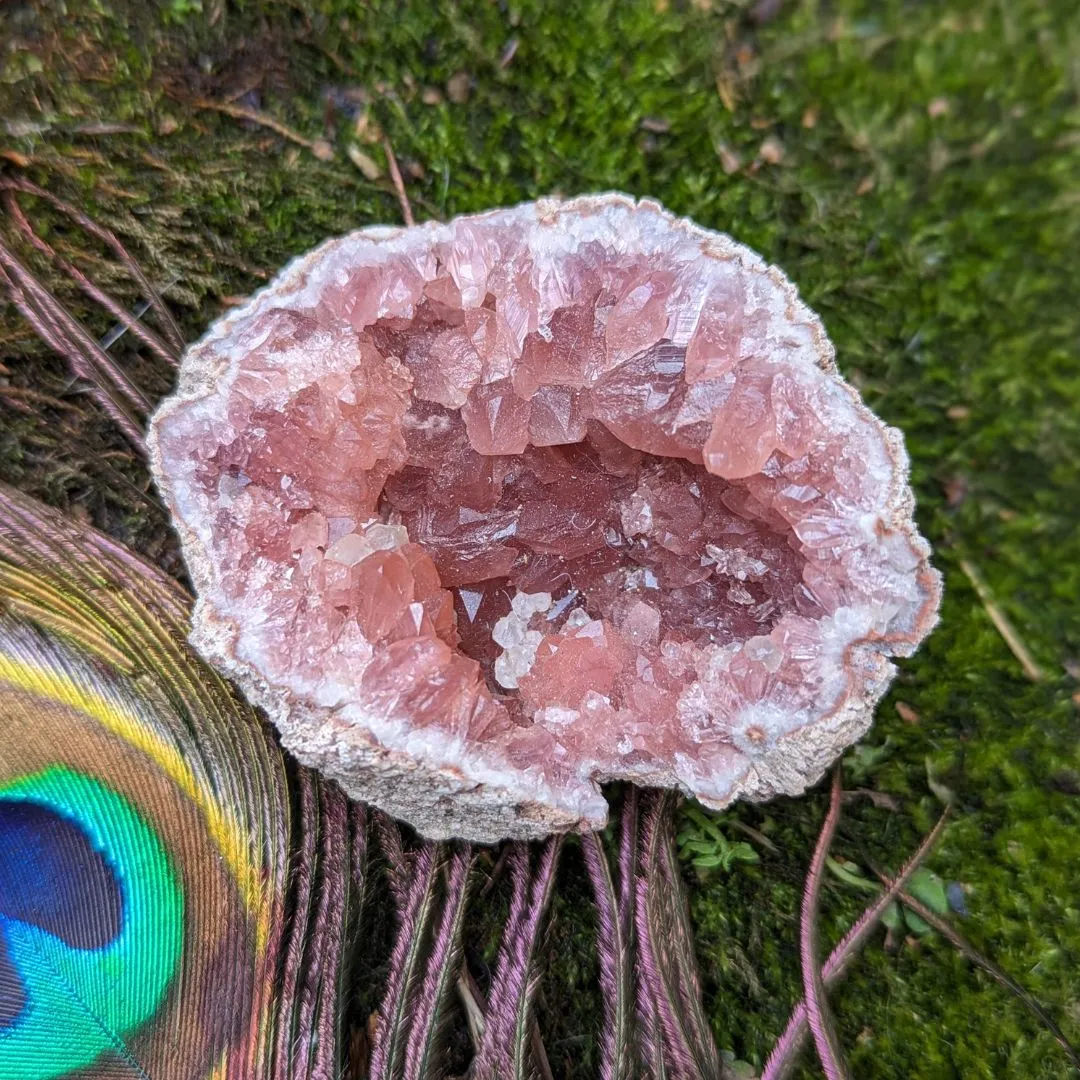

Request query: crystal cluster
[{"left": 149, "top": 195, "right": 941, "bottom": 842}]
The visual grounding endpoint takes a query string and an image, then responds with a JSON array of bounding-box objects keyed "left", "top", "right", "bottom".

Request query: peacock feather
[{"left": 0, "top": 483, "right": 364, "bottom": 1080}]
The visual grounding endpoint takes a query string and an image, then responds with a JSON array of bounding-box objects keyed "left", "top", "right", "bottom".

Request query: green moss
[{"left": 1, "top": 0, "right": 1078, "bottom": 1076}]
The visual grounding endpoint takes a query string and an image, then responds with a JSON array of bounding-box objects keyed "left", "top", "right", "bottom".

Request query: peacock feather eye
[
  {"left": 0, "top": 768, "right": 183, "bottom": 1080},
  {"left": 0, "top": 484, "right": 363, "bottom": 1079}
]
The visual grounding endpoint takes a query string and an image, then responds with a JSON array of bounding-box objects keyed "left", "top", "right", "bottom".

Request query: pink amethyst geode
[{"left": 148, "top": 195, "right": 940, "bottom": 842}]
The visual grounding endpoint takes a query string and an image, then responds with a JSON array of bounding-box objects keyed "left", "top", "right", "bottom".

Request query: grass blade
[{"left": 886, "top": 886, "right": 1080, "bottom": 1072}]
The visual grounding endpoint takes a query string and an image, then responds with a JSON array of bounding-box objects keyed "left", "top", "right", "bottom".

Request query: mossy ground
[{"left": 1, "top": 1, "right": 1078, "bottom": 1077}]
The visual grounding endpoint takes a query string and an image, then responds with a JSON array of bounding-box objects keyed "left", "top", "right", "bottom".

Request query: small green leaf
[
  {"left": 925, "top": 756, "right": 955, "bottom": 805},
  {"left": 693, "top": 852, "right": 729, "bottom": 870},
  {"left": 846, "top": 738, "right": 895, "bottom": 783},
  {"left": 729, "top": 842, "right": 759, "bottom": 864},
  {"left": 902, "top": 907, "right": 934, "bottom": 936},
  {"left": 908, "top": 868, "right": 950, "bottom": 916},
  {"left": 881, "top": 901, "right": 903, "bottom": 932},
  {"left": 681, "top": 839, "right": 719, "bottom": 855},
  {"left": 827, "top": 856, "right": 879, "bottom": 893},
  {"left": 1, "top": 51, "right": 45, "bottom": 85}
]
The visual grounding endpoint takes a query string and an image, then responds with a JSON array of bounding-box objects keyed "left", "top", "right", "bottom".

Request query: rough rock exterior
[{"left": 148, "top": 195, "right": 941, "bottom": 842}]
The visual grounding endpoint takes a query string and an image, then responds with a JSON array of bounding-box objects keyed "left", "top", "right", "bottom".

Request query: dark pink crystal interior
[{"left": 155, "top": 200, "right": 936, "bottom": 805}]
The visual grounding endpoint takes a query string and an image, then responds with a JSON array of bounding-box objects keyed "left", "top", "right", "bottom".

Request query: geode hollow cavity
[{"left": 149, "top": 194, "right": 941, "bottom": 842}]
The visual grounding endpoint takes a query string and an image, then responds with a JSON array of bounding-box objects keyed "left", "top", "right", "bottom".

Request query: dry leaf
[
  {"left": 499, "top": 38, "right": 519, "bottom": 69},
  {"left": 715, "top": 72, "right": 737, "bottom": 112},
  {"left": 714, "top": 140, "right": 742, "bottom": 175},
  {"left": 447, "top": 71, "right": 471, "bottom": 104},
  {"left": 758, "top": 136, "right": 784, "bottom": 164},
  {"left": 943, "top": 475, "right": 968, "bottom": 507},
  {"left": 347, "top": 144, "right": 383, "bottom": 181},
  {"left": 895, "top": 702, "right": 921, "bottom": 725}
]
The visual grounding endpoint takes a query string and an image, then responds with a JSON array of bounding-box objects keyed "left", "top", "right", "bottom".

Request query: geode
[{"left": 148, "top": 194, "right": 941, "bottom": 843}]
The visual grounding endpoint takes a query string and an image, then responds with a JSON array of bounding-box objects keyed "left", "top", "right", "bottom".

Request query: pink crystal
[{"left": 148, "top": 195, "right": 941, "bottom": 842}]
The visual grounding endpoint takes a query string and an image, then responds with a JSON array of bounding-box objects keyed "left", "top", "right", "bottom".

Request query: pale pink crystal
[{"left": 148, "top": 194, "right": 941, "bottom": 842}]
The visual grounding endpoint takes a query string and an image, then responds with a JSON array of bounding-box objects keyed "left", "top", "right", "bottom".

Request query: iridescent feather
[{"left": 0, "top": 484, "right": 363, "bottom": 1080}]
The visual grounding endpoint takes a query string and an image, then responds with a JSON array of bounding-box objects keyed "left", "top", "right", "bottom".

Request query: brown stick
[
  {"left": 382, "top": 135, "right": 415, "bottom": 227},
  {"left": 189, "top": 96, "right": 335, "bottom": 162},
  {"left": 958, "top": 558, "right": 1044, "bottom": 682}
]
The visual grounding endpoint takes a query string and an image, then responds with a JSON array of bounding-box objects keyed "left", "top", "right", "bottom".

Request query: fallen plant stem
[
  {"left": 728, "top": 816, "right": 780, "bottom": 855},
  {"left": 456, "top": 969, "right": 486, "bottom": 1055},
  {"left": 798, "top": 768, "right": 852, "bottom": 1080},
  {"left": 383, "top": 135, "right": 415, "bottom": 227},
  {"left": 189, "top": 96, "right": 335, "bottom": 162},
  {"left": 871, "top": 876, "right": 1080, "bottom": 1071},
  {"left": 761, "top": 809, "right": 950, "bottom": 1080},
  {"left": 958, "top": 558, "right": 1044, "bottom": 682}
]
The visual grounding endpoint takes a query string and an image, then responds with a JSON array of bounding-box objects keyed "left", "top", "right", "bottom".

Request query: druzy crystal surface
[{"left": 149, "top": 195, "right": 940, "bottom": 842}]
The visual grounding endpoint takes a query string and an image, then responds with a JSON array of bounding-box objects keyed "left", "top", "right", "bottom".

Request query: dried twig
[
  {"left": 456, "top": 968, "right": 486, "bottom": 1054},
  {"left": 874, "top": 880, "right": 1080, "bottom": 1071},
  {"left": 958, "top": 558, "right": 1044, "bottom": 682},
  {"left": 189, "top": 96, "right": 335, "bottom": 162},
  {"left": 382, "top": 135, "right": 415, "bottom": 227}
]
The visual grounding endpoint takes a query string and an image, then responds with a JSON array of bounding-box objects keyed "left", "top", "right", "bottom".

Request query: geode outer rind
[{"left": 148, "top": 194, "right": 941, "bottom": 843}]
